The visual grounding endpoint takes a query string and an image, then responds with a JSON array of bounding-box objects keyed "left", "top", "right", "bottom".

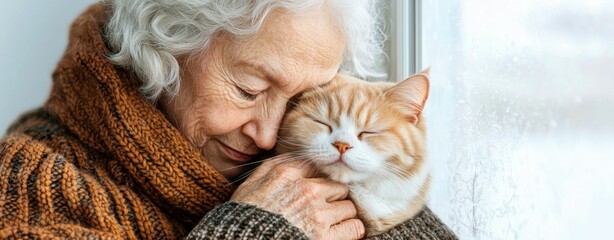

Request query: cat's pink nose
[{"left": 332, "top": 141, "right": 352, "bottom": 155}]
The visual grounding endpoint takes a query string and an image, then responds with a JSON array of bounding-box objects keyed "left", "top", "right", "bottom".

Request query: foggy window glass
[{"left": 422, "top": 1, "right": 614, "bottom": 239}]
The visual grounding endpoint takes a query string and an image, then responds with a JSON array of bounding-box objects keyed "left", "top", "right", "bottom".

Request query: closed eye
[
  {"left": 313, "top": 119, "right": 332, "bottom": 133},
  {"left": 236, "top": 85, "right": 258, "bottom": 101},
  {"left": 358, "top": 131, "right": 381, "bottom": 140}
]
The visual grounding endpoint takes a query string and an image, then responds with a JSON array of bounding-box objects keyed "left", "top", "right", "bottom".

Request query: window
[
  {"left": 421, "top": 1, "right": 614, "bottom": 239},
  {"left": 388, "top": 0, "right": 421, "bottom": 81}
]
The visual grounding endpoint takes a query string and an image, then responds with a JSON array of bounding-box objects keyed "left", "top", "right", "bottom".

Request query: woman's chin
[{"left": 200, "top": 142, "right": 245, "bottom": 181}]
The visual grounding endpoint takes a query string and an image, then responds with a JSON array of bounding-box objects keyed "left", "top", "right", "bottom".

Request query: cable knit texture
[
  {"left": 0, "top": 4, "right": 235, "bottom": 239},
  {"left": 0, "top": 3, "right": 457, "bottom": 240}
]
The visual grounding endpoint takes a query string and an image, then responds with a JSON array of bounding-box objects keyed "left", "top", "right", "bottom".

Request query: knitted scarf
[
  {"left": 0, "top": 4, "right": 232, "bottom": 238},
  {"left": 47, "top": 3, "right": 233, "bottom": 215}
]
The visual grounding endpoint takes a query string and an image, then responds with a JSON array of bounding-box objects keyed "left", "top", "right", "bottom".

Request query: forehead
[{"left": 237, "top": 8, "right": 345, "bottom": 91}]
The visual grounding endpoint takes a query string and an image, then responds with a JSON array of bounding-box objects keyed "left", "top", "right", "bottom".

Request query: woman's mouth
[{"left": 218, "top": 141, "right": 256, "bottom": 163}]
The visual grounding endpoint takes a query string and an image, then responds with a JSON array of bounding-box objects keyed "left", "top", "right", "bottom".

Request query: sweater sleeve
[
  {"left": 366, "top": 207, "right": 458, "bottom": 240},
  {"left": 0, "top": 135, "right": 127, "bottom": 239},
  {"left": 185, "top": 204, "right": 457, "bottom": 240},
  {"left": 185, "top": 201, "right": 308, "bottom": 240},
  {"left": 0, "top": 134, "right": 182, "bottom": 239},
  {"left": 0, "top": 224, "right": 122, "bottom": 239}
]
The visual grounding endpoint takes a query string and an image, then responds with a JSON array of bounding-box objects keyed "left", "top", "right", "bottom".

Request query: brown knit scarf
[
  {"left": 0, "top": 4, "right": 240, "bottom": 238},
  {"left": 44, "top": 3, "right": 233, "bottom": 225}
]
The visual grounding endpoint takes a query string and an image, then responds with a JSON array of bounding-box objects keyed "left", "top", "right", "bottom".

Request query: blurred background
[
  {"left": 1, "top": 1, "right": 613, "bottom": 239},
  {"left": 0, "top": 1, "right": 97, "bottom": 130},
  {"left": 423, "top": 0, "right": 614, "bottom": 239}
]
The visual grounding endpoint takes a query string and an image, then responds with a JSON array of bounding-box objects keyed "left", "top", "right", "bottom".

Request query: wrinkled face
[
  {"left": 277, "top": 75, "right": 428, "bottom": 184},
  {"left": 161, "top": 8, "right": 345, "bottom": 180}
]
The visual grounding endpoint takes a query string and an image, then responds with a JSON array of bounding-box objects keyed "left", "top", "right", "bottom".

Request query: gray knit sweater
[{"left": 186, "top": 201, "right": 457, "bottom": 239}]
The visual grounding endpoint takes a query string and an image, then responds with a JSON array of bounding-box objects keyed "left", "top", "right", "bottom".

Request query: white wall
[{"left": 0, "top": 1, "right": 98, "bottom": 133}]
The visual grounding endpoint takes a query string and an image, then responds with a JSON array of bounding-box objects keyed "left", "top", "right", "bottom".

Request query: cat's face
[{"left": 277, "top": 73, "right": 430, "bottom": 184}]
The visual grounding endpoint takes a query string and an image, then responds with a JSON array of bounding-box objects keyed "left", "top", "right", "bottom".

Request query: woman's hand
[{"left": 231, "top": 154, "right": 365, "bottom": 240}]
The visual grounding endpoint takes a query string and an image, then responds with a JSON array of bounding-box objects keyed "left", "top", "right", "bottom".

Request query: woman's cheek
[{"left": 205, "top": 108, "right": 252, "bottom": 135}]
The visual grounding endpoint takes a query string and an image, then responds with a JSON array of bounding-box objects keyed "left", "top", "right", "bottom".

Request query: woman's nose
[{"left": 242, "top": 109, "right": 284, "bottom": 150}]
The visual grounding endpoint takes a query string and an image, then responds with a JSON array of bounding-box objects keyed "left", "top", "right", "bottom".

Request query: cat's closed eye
[
  {"left": 313, "top": 119, "right": 332, "bottom": 132},
  {"left": 358, "top": 131, "right": 381, "bottom": 140}
]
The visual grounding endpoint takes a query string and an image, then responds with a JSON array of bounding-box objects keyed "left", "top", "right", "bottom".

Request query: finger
[
  {"left": 260, "top": 153, "right": 297, "bottom": 168},
  {"left": 308, "top": 179, "right": 349, "bottom": 202},
  {"left": 329, "top": 218, "right": 365, "bottom": 240},
  {"left": 268, "top": 159, "right": 318, "bottom": 178},
  {"left": 248, "top": 153, "right": 299, "bottom": 179},
  {"left": 250, "top": 157, "right": 317, "bottom": 181},
  {"left": 326, "top": 200, "right": 358, "bottom": 224},
  {"left": 293, "top": 160, "right": 318, "bottom": 178}
]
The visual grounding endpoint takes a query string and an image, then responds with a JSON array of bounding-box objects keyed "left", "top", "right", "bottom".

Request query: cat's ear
[{"left": 385, "top": 69, "right": 430, "bottom": 124}]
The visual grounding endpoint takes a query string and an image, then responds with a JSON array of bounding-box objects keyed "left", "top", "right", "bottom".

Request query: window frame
[{"left": 389, "top": 0, "right": 422, "bottom": 81}]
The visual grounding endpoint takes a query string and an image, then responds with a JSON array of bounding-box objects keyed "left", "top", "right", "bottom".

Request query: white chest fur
[{"left": 348, "top": 164, "right": 430, "bottom": 220}]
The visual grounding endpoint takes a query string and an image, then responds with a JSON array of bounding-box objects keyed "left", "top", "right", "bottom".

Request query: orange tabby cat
[{"left": 276, "top": 70, "right": 430, "bottom": 236}]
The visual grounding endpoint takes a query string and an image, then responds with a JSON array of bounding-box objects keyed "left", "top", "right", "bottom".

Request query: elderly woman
[{"left": 0, "top": 1, "right": 456, "bottom": 239}]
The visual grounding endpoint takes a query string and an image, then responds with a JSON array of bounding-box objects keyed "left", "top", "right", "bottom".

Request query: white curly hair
[{"left": 104, "top": 0, "right": 386, "bottom": 102}]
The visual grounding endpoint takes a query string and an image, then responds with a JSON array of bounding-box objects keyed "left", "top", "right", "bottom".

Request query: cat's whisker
[
  {"left": 275, "top": 135, "right": 310, "bottom": 141},
  {"left": 383, "top": 162, "right": 409, "bottom": 174},
  {"left": 227, "top": 168, "right": 258, "bottom": 186},
  {"left": 287, "top": 153, "right": 327, "bottom": 162},
  {"left": 218, "top": 154, "right": 298, "bottom": 172},
  {"left": 221, "top": 157, "right": 304, "bottom": 184},
  {"left": 384, "top": 162, "right": 417, "bottom": 179},
  {"left": 296, "top": 159, "right": 315, "bottom": 170},
  {"left": 226, "top": 155, "right": 308, "bottom": 186},
  {"left": 274, "top": 139, "right": 306, "bottom": 148},
  {"left": 378, "top": 163, "right": 429, "bottom": 203},
  {"left": 218, "top": 159, "right": 270, "bottom": 172},
  {"left": 275, "top": 136, "right": 312, "bottom": 146},
  {"left": 276, "top": 126, "right": 302, "bottom": 131},
  {"left": 371, "top": 167, "right": 428, "bottom": 205}
]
